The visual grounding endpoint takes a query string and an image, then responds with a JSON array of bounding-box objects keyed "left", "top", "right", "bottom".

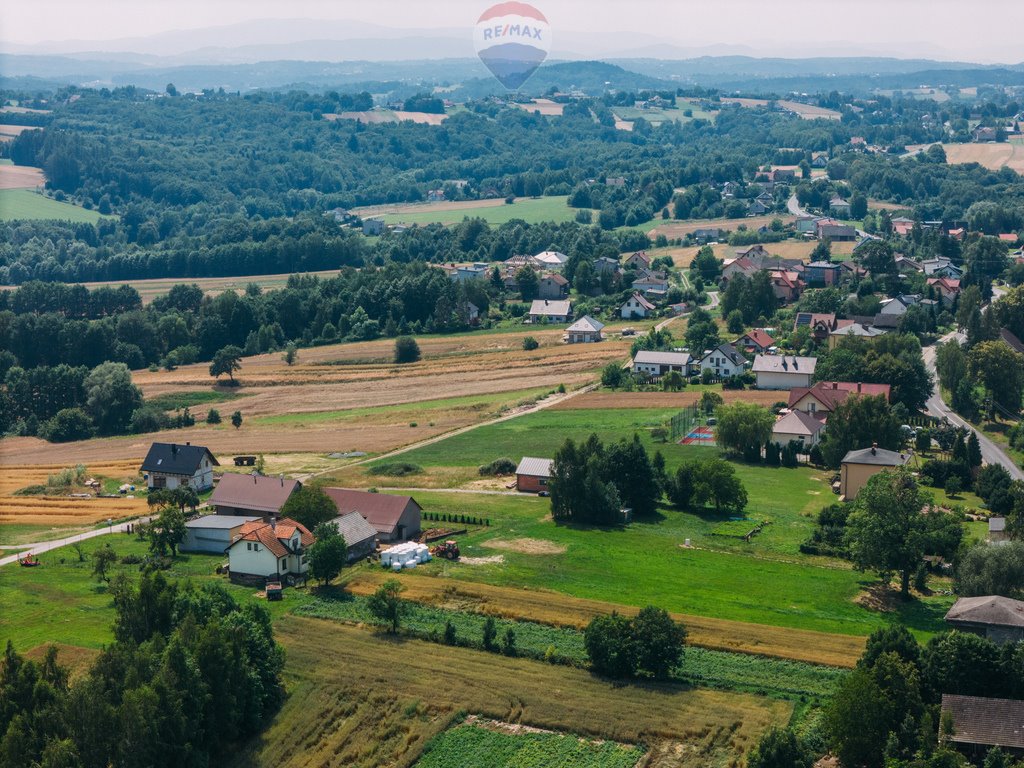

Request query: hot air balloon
[{"left": 473, "top": 2, "right": 551, "bottom": 90}]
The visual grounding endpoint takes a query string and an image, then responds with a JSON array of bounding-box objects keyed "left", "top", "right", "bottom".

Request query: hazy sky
[{"left": 2, "top": 0, "right": 1022, "bottom": 62}]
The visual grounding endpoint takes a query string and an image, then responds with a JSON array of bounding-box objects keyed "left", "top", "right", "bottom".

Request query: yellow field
[
  {"left": 0, "top": 164, "right": 44, "bottom": 190},
  {"left": 512, "top": 98, "right": 565, "bottom": 116},
  {"left": 0, "top": 328, "right": 635, "bottom": 467},
  {"left": 942, "top": 142, "right": 1024, "bottom": 174},
  {"left": 229, "top": 616, "right": 792, "bottom": 768},
  {"left": 667, "top": 239, "right": 855, "bottom": 268},
  {"left": 346, "top": 571, "right": 864, "bottom": 667},
  {"left": 649, "top": 214, "right": 796, "bottom": 240},
  {"left": 0, "top": 460, "right": 147, "bottom": 528}
]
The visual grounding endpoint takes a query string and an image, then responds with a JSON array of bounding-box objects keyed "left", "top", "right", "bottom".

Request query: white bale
[
  {"left": 391, "top": 562, "right": 402, "bottom": 572},
  {"left": 404, "top": 560, "right": 417, "bottom": 569}
]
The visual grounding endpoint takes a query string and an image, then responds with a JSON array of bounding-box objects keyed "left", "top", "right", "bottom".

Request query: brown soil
[
  {"left": 0, "top": 164, "right": 44, "bottom": 189},
  {"left": 481, "top": 538, "right": 567, "bottom": 555}
]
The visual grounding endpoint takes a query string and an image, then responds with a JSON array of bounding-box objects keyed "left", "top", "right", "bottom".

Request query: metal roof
[
  {"left": 566, "top": 316, "right": 604, "bottom": 333},
  {"left": 752, "top": 355, "right": 818, "bottom": 374},
  {"left": 633, "top": 350, "right": 691, "bottom": 366},
  {"left": 841, "top": 445, "right": 911, "bottom": 466},
  {"left": 209, "top": 473, "right": 301, "bottom": 514},
  {"left": 516, "top": 457, "right": 553, "bottom": 478},
  {"left": 141, "top": 442, "right": 219, "bottom": 475},
  {"left": 529, "top": 299, "right": 572, "bottom": 316},
  {"left": 332, "top": 511, "right": 378, "bottom": 547},
  {"left": 942, "top": 695, "right": 1024, "bottom": 750},
  {"left": 946, "top": 595, "right": 1024, "bottom": 628},
  {"left": 185, "top": 514, "right": 260, "bottom": 530}
]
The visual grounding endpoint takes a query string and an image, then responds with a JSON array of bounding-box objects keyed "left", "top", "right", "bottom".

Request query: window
[
  {"left": 247, "top": 543, "right": 252, "bottom": 551},
  {"left": 280, "top": 558, "right": 287, "bottom": 569},
  {"left": 809, "top": 402, "right": 816, "bottom": 414}
]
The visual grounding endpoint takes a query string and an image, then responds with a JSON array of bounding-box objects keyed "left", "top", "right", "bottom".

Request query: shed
[
  {"left": 945, "top": 595, "right": 1024, "bottom": 644},
  {"left": 941, "top": 694, "right": 1024, "bottom": 756},
  {"left": 332, "top": 511, "right": 379, "bottom": 562},
  {"left": 323, "top": 488, "right": 422, "bottom": 542},
  {"left": 209, "top": 473, "right": 301, "bottom": 517},
  {"left": 516, "top": 457, "right": 553, "bottom": 493},
  {"left": 990, "top": 516, "right": 1008, "bottom": 543},
  {"left": 182, "top": 514, "right": 260, "bottom": 554}
]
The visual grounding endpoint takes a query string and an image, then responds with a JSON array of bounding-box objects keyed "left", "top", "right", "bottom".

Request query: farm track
[{"left": 345, "top": 571, "right": 864, "bottom": 668}]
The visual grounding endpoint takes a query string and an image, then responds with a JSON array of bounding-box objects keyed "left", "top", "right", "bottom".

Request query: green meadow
[
  {"left": 0, "top": 189, "right": 113, "bottom": 223},
  {"left": 377, "top": 195, "right": 585, "bottom": 226}
]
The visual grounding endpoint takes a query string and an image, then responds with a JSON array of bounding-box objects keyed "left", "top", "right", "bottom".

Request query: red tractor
[{"left": 430, "top": 540, "right": 460, "bottom": 560}]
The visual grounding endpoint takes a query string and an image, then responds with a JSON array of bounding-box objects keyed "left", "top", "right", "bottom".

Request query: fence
[{"left": 669, "top": 403, "right": 703, "bottom": 442}]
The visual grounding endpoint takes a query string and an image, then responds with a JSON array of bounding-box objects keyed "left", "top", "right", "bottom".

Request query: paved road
[
  {"left": 706, "top": 290, "right": 720, "bottom": 310},
  {"left": 922, "top": 330, "right": 1024, "bottom": 481},
  {"left": 787, "top": 195, "right": 807, "bottom": 217},
  {"left": 0, "top": 519, "right": 145, "bottom": 568}
]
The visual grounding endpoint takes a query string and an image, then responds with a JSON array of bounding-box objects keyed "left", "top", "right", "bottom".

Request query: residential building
[
  {"left": 141, "top": 442, "right": 218, "bottom": 492},
  {"left": 533, "top": 250, "right": 569, "bottom": 269},
  {"left": 605, "top": 176, "right": 626, "bottom": 187},
  {"left": 466, "top": 301, "right": 481, "bottom": 325},
  {"left": 829, "top": 197, "right": 851, "bottom": 217},
  {"left": 1000, "top": 328, "right": 1024, "bottom": 355},
  {"left": 516, "top": 457, "right": 553, "bottom": 493},
  {"left": 927, "top": 277, "right": 961, "bottom": 306},
  {"left": 565, "top": 316, "right": 604, "bottom": 344},
  {"left": 632, "top": 350, "right": 692, "bottom": 377},
  {"left": 817, "top": 222, "right": 857, "bottom": 241},
  {"left": 770, "top": 269, "right": 804, "bottom": 302},
  {"left": 226, "top": 518, "right": 314, "bottom": 587},
  {"left": 921, "top": 257, "right": 963, "bottom": 278},
  {"left": 182, "top": 514, "right": 260, "bottom": 554},
  {"left": 528, "top": 299, "right": 572, "bottom": 323},
  {"left": 891, "top": 217, "right": 915, "bottom": 237},
  {"left": 620, "top": 292, "right": 655, "bottom": 319},
  {"left": 735, "top": 245, "right": 770, "bottom": 260},
  {"left": 537, "top": 273, "right": 569, "bottom": 300},
  {"left": 698, "top": 344, "right": 747, "bottom": 378},
  {"left": 804, "top": 261, "right": 842, "bottom": 286},
  {"left": 332, "top": 511, "right": 379, "bottom": 563},
  {"left": 209, "top": 473, "right": 301, "bottom": 517},
  {"left": 794, "top": 311, "right": 843, "bottom": 342},
  {"left": 752, "top": 354, "right": 817, "bottom": 390},
  {"left": 631, "top": 273, "right": 669, "bottom": 296},
  {"left": 323, "top": 488, "right": 422, "bottom": 542},
  {"left": 945, "top": 596, "right": 1024, "bottom": 644},
  {"left": 940, "top": 694, "right": 1024, "bottom": 756},
  {"left": 796, "top": 216, "right": 820, "bottom": 235},
  {"left": 895, "top": 255, "right": 924, "bottom": 273},
  {"left": 828, "top": 322, "right": 884, "bottom": 348},
  {"left": 733, "top": 329, "right": 775, "bottom": 354},
  {"left": 788, "top": 381, "right": 891, "bottom": 419},
  {"left": 721, "top": 256, "right": 758, "bottom": 283},
  {"left": 624, "top": 251, "right": 651, "bottom": 270},
  {"left": 748, "top": 199, "right": 770, "bottom": 215},
  {"left": 592, "top": 256, "right": 621, "bottom": 275},
  {"left": 772, "top": 410, "right": 825, "bottom": 448},
  {"left": 692, "top": 228, "right": 724, "bottom": 243},
  {"left": 449, "top": 263, "right": 489, "bottom": 282},
  {"left": 973, "top": 126, "right": 998, "bottom": 143},
  {"left": 839, "top": 445, "right": 911, "bottom": 500},
  {"left": 879, "top": 294, "right": 919, "bottom": 317},
  {"left": 362, "top": 218, "right": 385, "bottom": 236}
]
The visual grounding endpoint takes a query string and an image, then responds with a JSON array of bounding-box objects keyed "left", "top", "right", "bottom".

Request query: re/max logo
[{"left": 482, "top": 24, "right": 543, "bottom": 41}]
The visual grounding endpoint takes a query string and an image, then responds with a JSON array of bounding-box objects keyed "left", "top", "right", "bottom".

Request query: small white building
[
  {"left": 566, "top": 316, "right": 604, "bottom": 344},
  {"left": 528, "top": 299, "right": 572, "bottom": 324},
  {"left": 226, "top": 518, "right": 314, "bottom": 587},
  {"left": 620, "top": 292, "right": 655, "bottom": 319},
  {"left": 752, "top": 354, "right": 817, "bottom": 390},
  {"left": 140, "top": 442, "right": 218, "bottom": 492},
  {"left": 698, "top": 344, "right": 746, "bottom": 378},
  {"left": 182, "top": 514, "right": 260, "bottom": 554},
  {"left": 632, "top": 350, "right": 692, "bottom": 377}
]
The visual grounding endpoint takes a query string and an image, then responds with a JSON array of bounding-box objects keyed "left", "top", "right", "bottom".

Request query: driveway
[
  {"left": 922, "top": 330, "right": 1024, "bottom": 480},
  {"left": 0, "top": 519, "right": 146, "bottom": 568}
]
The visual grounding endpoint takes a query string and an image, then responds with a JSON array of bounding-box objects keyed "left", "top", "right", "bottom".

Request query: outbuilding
[
  {"left": 332, "top": 511, "right": 379, "bottom": 563},
  {"left": 945, "top": 595, "right": 1024, "bottom": 644},
  {"left": 182, "top": 514, "right": 260, "bottom": 554},
  {"left": 324, "top": 488, "right": 422, "bottom": 542},
  {"left": 516, "top": 457, "right": 553, "bottom": 493},
  {"left": 209, "top": 472, "right": 301, "bottom": 517}
]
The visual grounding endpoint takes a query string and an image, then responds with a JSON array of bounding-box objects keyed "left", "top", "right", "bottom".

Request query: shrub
[
  {"left": 522, "top": 336, "right": 539, "bottom": 351},
  {"left": 206, "top": 408, "right": 221, "bottom": 424},
  {"left": 394, "top": 336, "right": 421, "bottom": 363},
  {"left": 478, "top": 458, "right": 517, "bottom": 476},
  {"left": 368, "top": 462, "right": 423, "bottom": 477},
  {"left": 40, "top": 408, "right": 94, "bottom": 442}
]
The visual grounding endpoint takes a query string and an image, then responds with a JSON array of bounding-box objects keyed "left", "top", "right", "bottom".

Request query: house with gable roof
[{"left": 226, "top": 518, "right": 314, "bottom": 587}]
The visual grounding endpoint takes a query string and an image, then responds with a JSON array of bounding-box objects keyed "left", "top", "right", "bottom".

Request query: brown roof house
[
  {"left": 839, "top": 444, "right": 911, "bottom": 500},
  {"left": 226, "top": 518, "right": 314, "bottom": 587},
  {"left": 941, "top": 694, "right": 1024, "bottom": 758},
  {"left": 537, "top": 273, "right": 569, "bottom": 300},
  {"left": 945, "top": 595, "right": 1024, "bottom": 644},
  {"left": 209, "top": 473, "right": 301, "bottom": 517},
  {"left": 324, "top": 488, "right": 422, "bottom": 542},
  {"left": 788, "top": 381, "right": 891, "bottom": 419}
]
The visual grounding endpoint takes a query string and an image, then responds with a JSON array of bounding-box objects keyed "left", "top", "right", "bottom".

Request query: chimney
[
  {"left": 186, "top": 441, "right": 190, "bottom": 446},
  {"left": 871, "top": 442, "right": 877, "bottom": 455}
]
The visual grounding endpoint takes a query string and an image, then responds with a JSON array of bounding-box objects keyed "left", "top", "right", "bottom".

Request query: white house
[
  {"left": 752, "top": 354, "right": 817, "bottom": 390},
  {"left": 620, "top": 292, "right": 655, "bottom": 319},
  {"left": 226, "top": 518, "right": 314, "bottom": 587},
  {"left": 632, "top": 350, "right": 692, "bottom": 377},
  {"left": 528, "top": 299, "right": 572, "bottom": 324},
  {"left": 772, "top": 410, "right": 825, "bottom": 448},
  {"left": 140, "top": 442, "right": 218, "bottom": 492},
  {"left": 566, "top": 316, "right": 604, "bottom": 344},
  {"left": 698, "top": 344, "right": 747, "bottom": 378}
]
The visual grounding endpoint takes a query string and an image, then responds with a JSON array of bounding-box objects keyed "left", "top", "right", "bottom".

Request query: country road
[
  {"left": 0, "top": 518, "right": 147, "bottom": 568},
  {"left": 922, "top": 329, "right": 1024, "bottom": 481}
]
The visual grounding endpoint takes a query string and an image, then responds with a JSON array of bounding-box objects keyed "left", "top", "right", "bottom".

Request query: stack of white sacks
[{"left": 380, "top": 542, "right": 432, "bottom": 571}]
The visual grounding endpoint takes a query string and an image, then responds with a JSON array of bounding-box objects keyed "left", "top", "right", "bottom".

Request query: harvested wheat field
[
  {"left": 667, "top": 239, "right": 855, "bottom": 268},
  {"left": 229, "top": 616, "right": 791, "bottom": 768},
  {"left": 346, "top": 571, "right": 864, "bottom": 667},
  {"left": 512, "top": 98, "right": 565, "bottom": 116},
  {"left": 943, "top": 142, "right": 1024, "bottom": 174},
  {"left": 0, "top": 460, "right": 147, "bottom": 527},
  {"left": 554, "top": 390, "right": 785, "bottom": 410},
  {"left": 649, "top": 214, "right": 796, "bottom": 240},
  {"left": 0, "top": 164, "right": 44, "bottom": 189}
]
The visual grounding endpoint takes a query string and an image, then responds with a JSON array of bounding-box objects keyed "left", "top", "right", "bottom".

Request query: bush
[
  {"left": 522, "top": 336, "right": 539, "bottom": 351},
  {"left": 368, "top": 462, "right": 423, "bottom": 477},
  {"left": 206, "top": 408, "right": 221, "bottom": 424},
  {"left": 478, "top": 458, "right": 517, "bottom": 476},
  {"left": 129, "top": 406, "right": 168, "bottom": 434},
  {"left": 394, "top": 336, "right": 421, "bottom": 363},
  {"left": 40, "top": 408, "right": 94, "bottom": 442}
]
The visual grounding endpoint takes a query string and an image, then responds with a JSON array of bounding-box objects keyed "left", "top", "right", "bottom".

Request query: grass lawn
[
  {"left": 146, "top": 390, "right": 243, "bottom": 412},
  {"left": 384, "top": 490, "right": 952, "bottom": 639},
  {"left": 0, "top": 189, "right": 113, "bottom": 223},
  {"left": 378, "top": 196, "right": 582, "bottom": 226}
]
